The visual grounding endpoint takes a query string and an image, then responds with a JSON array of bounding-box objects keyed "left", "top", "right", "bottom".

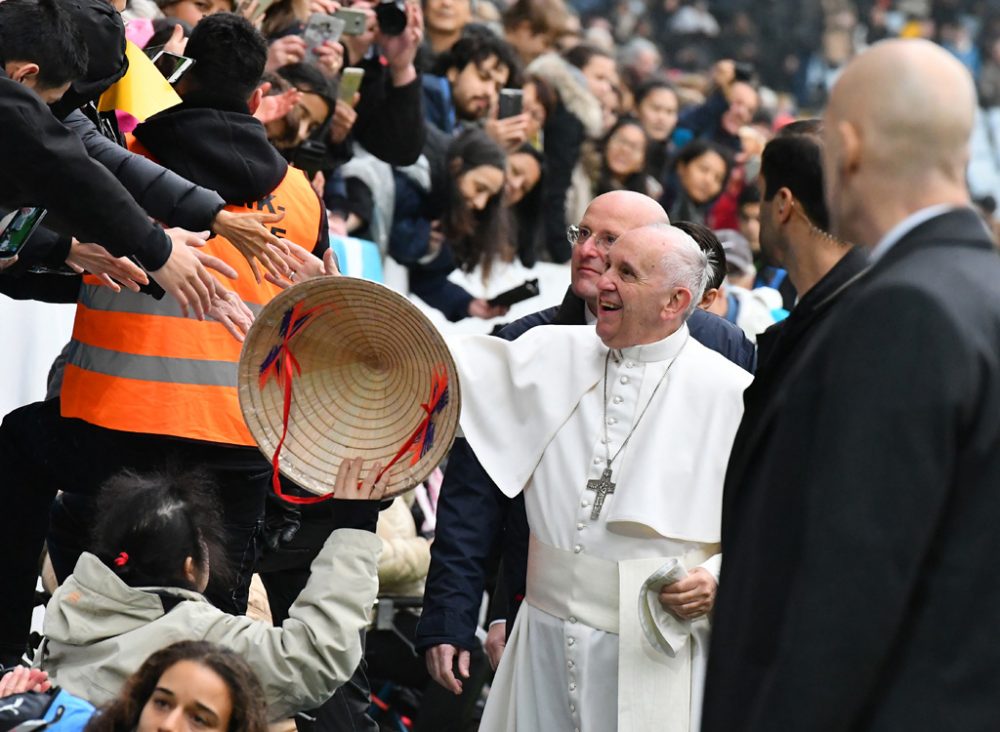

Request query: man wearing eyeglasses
[{"left": 417, "top": 190, "right": 755, "bottom": 704}]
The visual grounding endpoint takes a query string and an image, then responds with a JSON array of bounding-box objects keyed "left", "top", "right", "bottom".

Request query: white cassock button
[
  {"left": 573, "top": 544, "right": 583, "bottom": 553},
  {"left": 569, "top": 683, "right": 577, "bottom": 692},
  {"left": 600, "top": 437, "right": 609, "bottom": 444},
  {"left": 567, "top": 637, "right": 575, "bottom": 646},
  {"left": 569, "top": 617, "right": 577, "bottom": 624},
  {"left": 626, "top": 361, "right": 635, "bottom": 368},
  {"left": 613, "top": 395, "right": 623, "bottom": 404},
  {"left": 576, "top": 522, "right": 584, "bottom": 531},
  {"left": 607, "top": 417, "right": 617, "bottom": 425},
  {"left": 620, "top": 376, "right": 629, "bottom": 385},
  {"left": 593, "top": 457, "right": 602, "bottom": 465},
  {"left": 581, "top": 499, "right": 590, "bottom": 508},
  {"left": 570, "top": 705, "right": 576, "bottom": 713}
]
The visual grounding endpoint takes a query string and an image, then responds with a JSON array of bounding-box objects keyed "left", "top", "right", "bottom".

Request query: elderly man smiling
[{"left": 447, "top": 223, "right": 752, "bottom": 732}]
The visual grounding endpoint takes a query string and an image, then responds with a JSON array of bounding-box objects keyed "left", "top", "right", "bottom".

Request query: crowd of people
[{"left": 2, "top": 0, "right": 1000, "bottom": 730}]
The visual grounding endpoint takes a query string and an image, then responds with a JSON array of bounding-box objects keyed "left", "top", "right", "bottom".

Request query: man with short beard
[{"left": 422, "top": 32, "right": 520, "bottom": 133}]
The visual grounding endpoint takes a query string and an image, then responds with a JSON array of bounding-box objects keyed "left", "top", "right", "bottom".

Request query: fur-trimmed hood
[{"left": 527, "top": 53, "right": 604, "bottom": 139}]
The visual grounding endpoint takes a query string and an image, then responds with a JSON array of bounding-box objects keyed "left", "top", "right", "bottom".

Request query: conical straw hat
[{"left": 238, "top": 276, "right": 460, "bottom": 498}]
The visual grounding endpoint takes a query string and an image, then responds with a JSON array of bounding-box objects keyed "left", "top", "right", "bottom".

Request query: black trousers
[
  {"left": 0, "top": 398, "right": 270, "bottom": 661},
  {"left": 365, "top": 612, "right": 491, "bottom": 732}
]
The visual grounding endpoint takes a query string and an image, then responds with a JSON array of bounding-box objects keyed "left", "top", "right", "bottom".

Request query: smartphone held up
[
  {"left": 303, "top": 12, "right": 346, "bottom": 62},
  {"left": 0, "top": 208, "right": 47, "bottom": 260}
]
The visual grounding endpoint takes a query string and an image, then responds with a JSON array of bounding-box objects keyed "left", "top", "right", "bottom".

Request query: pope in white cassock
[{"left": 447, "top": 224, "right": 752, "bottom": 732}]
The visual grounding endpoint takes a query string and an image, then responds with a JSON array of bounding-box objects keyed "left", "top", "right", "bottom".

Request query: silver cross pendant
[{"left": 586, "top": 466, "right": 616, "bottom": 520}]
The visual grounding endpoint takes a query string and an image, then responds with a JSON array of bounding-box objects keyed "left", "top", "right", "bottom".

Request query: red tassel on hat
[{"left": 114, "top": 552, "right": 129, "bottom": 567}]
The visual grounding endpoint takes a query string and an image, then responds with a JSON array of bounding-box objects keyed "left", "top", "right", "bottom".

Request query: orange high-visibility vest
[{"left": 60, "top": 144, "right": 323, "bottom": 446}]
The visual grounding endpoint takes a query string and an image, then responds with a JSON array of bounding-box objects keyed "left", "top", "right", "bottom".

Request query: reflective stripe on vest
[{"left": 60, "top": 164, "right": 322, "bottom": 445}]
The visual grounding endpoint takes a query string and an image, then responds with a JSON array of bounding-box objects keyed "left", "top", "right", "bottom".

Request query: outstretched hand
[
  {"left": 212, "top": 209, "right": 291, "bottom": 283},
  {"left": 207, "top": 279, "right": 255, "bottom": 342},
  {"left": 264, "top": 242, "right": 340, "bottom": 288},
  {"left": 151, "top": 229, "right": 216, "bottom": 320},
  {"left": 65, "top": 240, "right": 149, "bottom": 292}
]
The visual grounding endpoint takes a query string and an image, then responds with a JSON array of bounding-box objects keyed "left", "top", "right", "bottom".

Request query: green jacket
[{"left": 36, "top": 529, "right": 381, "bottom": 722}]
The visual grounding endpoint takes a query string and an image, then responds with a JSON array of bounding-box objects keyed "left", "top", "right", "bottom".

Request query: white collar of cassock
[
  {"left": 608, "top": 324, "right": 688, "bottom": 365},
  {"left": 448, "top": 322, "right": 750, "bottom": 542}
]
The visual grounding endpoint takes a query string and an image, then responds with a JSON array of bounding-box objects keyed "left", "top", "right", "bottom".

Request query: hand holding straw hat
[{"left": 239, "top": 275, "right": 460, "bottom": 501}]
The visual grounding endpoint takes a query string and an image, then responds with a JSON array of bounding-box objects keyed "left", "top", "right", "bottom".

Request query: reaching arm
[
  {"left": 417, "top": 439, "right": 510, "bottom": 652},
  {"left": 200, "top": 529, "right": 381, "bottom": 720},
  {"left": 0, "top": 84, "right": 170, "bottom": 269},
  {"left": 64, "top": 110, "right": 225, "bottom": 233}
]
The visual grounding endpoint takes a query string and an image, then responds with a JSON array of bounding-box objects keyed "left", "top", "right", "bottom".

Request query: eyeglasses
[{"left": 566, "top": 225, "right": 617, "bottom": 252}]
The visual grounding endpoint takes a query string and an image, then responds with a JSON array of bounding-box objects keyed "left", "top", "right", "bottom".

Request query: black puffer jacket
[
  {"left": 54, "top": 0, "right": 226, "bottom": 232},
  {"left": 133, "top": 90, "right": 329, "bottom": 254},
  {"left": 0, "top": 70, "right": 171, "bottom": 270}
]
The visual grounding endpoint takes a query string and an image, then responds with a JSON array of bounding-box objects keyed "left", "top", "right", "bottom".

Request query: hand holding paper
[{"left": 659, "top": 566, "right": 717, "bottom": 620}]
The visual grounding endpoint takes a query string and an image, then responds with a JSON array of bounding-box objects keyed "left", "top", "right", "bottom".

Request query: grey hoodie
[{"left": 36, "top": 529, "right": 381, "bottom": 722}]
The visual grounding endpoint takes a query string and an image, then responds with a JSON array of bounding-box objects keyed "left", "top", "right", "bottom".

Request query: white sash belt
[
  {"left": 525, "top": 534, "right": 620, "bottom": 634},
  {"left": 523, "top": 534, "right": 713, "bottom": 732}
]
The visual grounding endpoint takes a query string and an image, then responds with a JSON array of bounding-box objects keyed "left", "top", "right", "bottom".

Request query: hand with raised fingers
[
  {"left": 163, "top": 22, "right": 187, "bottom": 55},
  {"left": 380, "top": 0, "right": 422, "bottom": 86},
  {"left": 254, "top": 84, "right": 302, "bottom": 124},
  {"left": 313, "top": 40, "right": 345, "bottom": 78},
  {"left": 332, "top": 457, "right": 390, "bottom": 499},
  {"left": 212, "top": 209, "right": 291, "bottom": 283},
  {"left": 266, "top": 35, "right": 307, "bottom": 72},
  {"left": 65, "top": 240, "right": 149, "bottom": 292}
]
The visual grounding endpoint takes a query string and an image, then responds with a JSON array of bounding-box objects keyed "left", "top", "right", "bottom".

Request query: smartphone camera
[
  {"left": 733, "top": 62, "right": 756, "bottom": 84},
  {"left": 291, "top": 124, "right": 331, "bottom": 179},
  {"left": 375, "top": 0, "right": 407, "bottom": 36}
]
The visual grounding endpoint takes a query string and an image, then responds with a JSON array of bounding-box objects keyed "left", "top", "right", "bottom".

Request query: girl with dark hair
[
  {"left": 86, "top": 467, "right": 230, "bottom": 593},
  {"left": 39, "top": 460, "right": 386, "bottom": 723},
  {"left": 591, "top": 117, "right": 661, "bottom": 199},
  {"left": 633, "top": 78, "right": 679, "bottom": 181},
  {"left": 660, "top": 139, "right": 732, "bottom": 226},
  {"left": 505, "top": 143, "right": 544, "bottom": 266},
  {"left": 85, "top": 641, "right": 268, "bottom": 732},
  {"left": 390, "top": 128, "right": 510, "bottom": 321}
]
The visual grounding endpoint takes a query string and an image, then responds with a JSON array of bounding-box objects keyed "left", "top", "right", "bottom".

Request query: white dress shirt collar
[{"left": 868, "top": 204, "right": 959, "bottom": 264}]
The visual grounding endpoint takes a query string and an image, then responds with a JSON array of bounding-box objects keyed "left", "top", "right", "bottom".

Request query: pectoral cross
[{"left": 586, "top": 466, "right": 616, "bottom": 520}]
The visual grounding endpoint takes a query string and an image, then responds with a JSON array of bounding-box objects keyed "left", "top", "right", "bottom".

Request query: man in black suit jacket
[
  {"left": 702, "top": 39, "right": 1000, "bottom": 732},
  {"left": 719, "top": 121, "right": 868, "bottom": 545}
]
